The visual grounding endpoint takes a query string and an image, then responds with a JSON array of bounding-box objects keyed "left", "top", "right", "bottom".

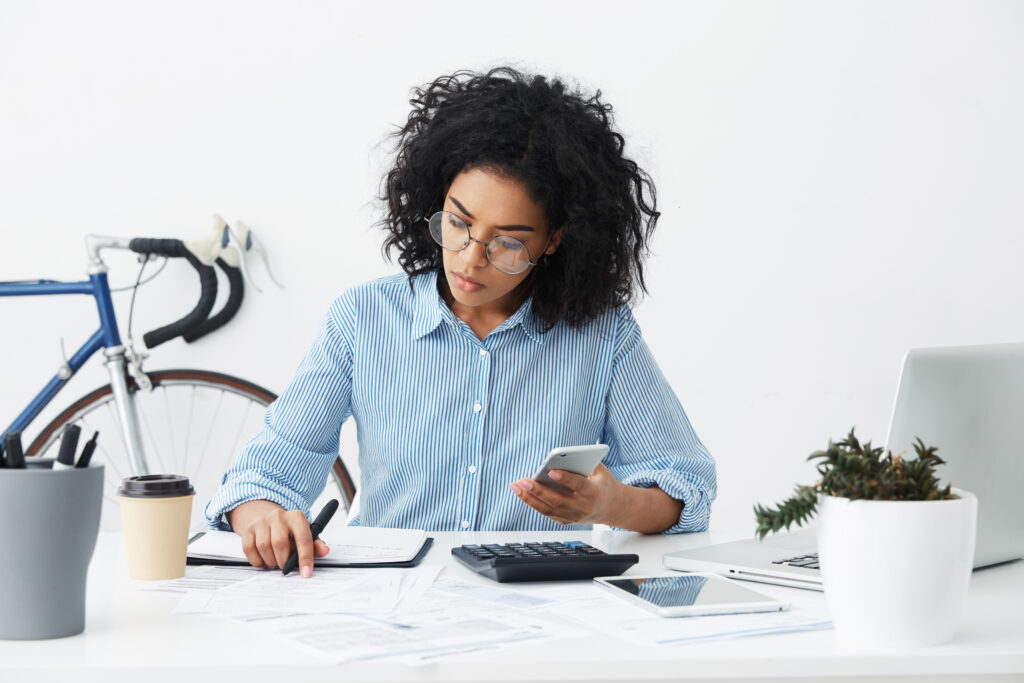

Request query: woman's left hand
[{"left": 509, "top": 463, "right": 623, "bottom": 525}]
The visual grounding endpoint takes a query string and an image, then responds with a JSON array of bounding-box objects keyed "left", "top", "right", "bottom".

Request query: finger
[
  {"left": 268, "top": 515, "right": 295, "bottom": 569},
  {"left": 288, "top": 511, "right": 315, "bottom": 577},
  {"left": 514, "top": 483, "right": 579, "bottom": 523},
  {"left": 518, "top": 478, "right": 573, "bottom": 508},
  {"left": 313, "top": 539, "right": 331, "bottom": 558},
  {"left": 546, "top": 469, "right": 589, "bottom": 493},
  {"left": 254, "top": 523, "right": 277, "bottom": 568},
  {"left": 240, "top": 526, "right": 266, "bottom": 568}
]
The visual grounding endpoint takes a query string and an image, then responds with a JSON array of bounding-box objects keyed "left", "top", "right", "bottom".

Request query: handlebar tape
[
  {"left": 182, "top": 258, "right": 244, "bottom": 343},
  {"left": 128, "top": 238, "right": 217, "bottom": 349}
]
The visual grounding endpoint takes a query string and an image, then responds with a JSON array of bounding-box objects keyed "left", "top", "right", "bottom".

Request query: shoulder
[
  {"left": 601, "top": 305, "right": 642, "bottom": 360},
  {"left": 328, "top": 272, "right": 415, "bottom": 314},
  {"left": 325, "top": 272, "right": 424, "bottom": 334},
  {"left": 544, "top": 304, "right": 640, "bottom": 357}
]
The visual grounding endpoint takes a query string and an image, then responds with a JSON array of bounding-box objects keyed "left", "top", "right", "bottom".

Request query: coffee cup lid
[{"left": 117, "top": 474, "right": 195, "bottom": 498}]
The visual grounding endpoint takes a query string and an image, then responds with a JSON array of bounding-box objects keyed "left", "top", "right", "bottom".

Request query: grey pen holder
[{"left": 0, "top": 458, "right": 103, "bottom": 639}]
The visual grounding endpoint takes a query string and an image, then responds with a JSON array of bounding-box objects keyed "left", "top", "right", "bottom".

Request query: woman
[{"left": 205, "top": 67, "right": 717, "bottom": 577}]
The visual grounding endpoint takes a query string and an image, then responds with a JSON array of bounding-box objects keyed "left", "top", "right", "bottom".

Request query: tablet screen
[{"left": 602, "top": 575, "right": 774, "bottom": 608}]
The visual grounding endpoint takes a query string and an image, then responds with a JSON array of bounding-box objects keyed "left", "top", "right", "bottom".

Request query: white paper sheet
[{"left": 204, "top": 567, "right": 405, "bottom": 615}]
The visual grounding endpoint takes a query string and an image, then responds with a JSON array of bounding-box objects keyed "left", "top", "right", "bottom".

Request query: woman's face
[{"left": 438, "top": 167, "right": 559, "bottom": 314}]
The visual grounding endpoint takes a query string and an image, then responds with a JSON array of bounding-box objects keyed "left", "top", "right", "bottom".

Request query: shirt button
[
  {"left": 473, "top": 402, "right": 482, "bottom": 413},
  {"left": 461, "top": 520, "right": 470, "bottom": 529},
  {"left": 480, "top": 349, "right": 488, "bottom": 357},
  {"left": 468, "top": 465, "right": 477, "bottom": 474}
]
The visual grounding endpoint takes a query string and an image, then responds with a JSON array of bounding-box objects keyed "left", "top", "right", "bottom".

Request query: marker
[
  {"left": 282, "top": 498, "right": 339, "bottom": 576},
  {"left": 75, "top": 431, "right": 99, "bottom": 468},
  {"left": 4, "top": 431, "right": 26, "bottom": 469},
  {"left": 54, "top": 423, "right": 82, "bottom": 471}
]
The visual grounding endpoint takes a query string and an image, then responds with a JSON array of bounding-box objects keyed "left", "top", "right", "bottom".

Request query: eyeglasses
[{"left": 425, "top": 211, "right": 539, "bottom": 275}]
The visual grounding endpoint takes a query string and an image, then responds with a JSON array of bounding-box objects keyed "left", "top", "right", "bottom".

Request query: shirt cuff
[
  {"left": 619, "top": 469, "right": 713, "bottom": 534},
  {"left": 202, "top": 471, "right": 313, "bottom": 531}
]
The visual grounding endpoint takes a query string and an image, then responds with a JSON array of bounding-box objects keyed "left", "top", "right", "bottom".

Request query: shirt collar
[
  {"left": 411, "top": 270, "right": 547, "bottom": 345},
  {"left": 411, "top": 270, "right": 445, "bottom": 340}
]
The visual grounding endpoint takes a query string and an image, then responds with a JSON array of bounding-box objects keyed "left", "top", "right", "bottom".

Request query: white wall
[{"left": 2, "top": 0, "right": 1022, "bottom": 533}]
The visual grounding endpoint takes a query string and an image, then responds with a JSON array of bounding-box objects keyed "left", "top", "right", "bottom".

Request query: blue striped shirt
[{"left": 204, "top": 270, "right": 717, "bottom": 533}]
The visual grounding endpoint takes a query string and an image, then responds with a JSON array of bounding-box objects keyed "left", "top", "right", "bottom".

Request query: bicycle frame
[{"left": 0, "top": 269, "right": 149, "bottom": 474}]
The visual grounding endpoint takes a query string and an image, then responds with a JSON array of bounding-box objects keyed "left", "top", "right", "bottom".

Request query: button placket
[{"left": 463, "top": 343, "right": 491, "bottom": 531}]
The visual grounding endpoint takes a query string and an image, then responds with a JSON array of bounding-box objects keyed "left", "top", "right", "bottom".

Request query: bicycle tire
[{"left": 26, "top": 369, "right": 357, "bottom": 530}]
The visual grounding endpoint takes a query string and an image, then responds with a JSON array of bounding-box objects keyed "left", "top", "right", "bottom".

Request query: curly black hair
[{"left": 378, "top": 66, "right": 660, "bottom": 331}]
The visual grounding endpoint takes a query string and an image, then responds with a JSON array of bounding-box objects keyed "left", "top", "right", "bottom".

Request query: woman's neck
[{"left": 438, "top": 275, "right": 532, "bottom": 341}]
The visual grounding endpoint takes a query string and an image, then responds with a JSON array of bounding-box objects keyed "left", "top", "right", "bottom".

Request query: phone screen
[{"left": 602, "top": 575, "right": 775, "bottom": 608}]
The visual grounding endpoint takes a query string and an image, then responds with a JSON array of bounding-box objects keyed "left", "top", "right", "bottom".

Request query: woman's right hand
[{"left": 227, "top": 499, "right": 331, "bottom": 577}]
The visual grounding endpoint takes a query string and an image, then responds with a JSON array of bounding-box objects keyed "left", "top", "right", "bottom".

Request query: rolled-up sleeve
[
  {"left": 601, "top": 310, "right": 717, "bottom": 533},
  {"left": 203, "top": 294, "right": 355, "bottom": 530}
]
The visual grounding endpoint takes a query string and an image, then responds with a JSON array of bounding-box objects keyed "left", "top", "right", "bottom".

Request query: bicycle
[{"left": 0, "top": 218, "right": 356, "bottom": 531}]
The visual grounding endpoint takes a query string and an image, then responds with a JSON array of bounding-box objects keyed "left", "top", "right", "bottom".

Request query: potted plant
[{"left": 754, "top": 429, "right": 977, "bottom": 647}]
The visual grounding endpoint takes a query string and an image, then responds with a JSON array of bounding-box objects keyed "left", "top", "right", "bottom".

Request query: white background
[{"left": 1, "top": 0, "right": 1021, "bottom": 533}]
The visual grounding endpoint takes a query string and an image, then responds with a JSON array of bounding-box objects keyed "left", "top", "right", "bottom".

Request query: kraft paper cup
[{"left": 118, "top": 474, "right": 195, "bottom": 580}]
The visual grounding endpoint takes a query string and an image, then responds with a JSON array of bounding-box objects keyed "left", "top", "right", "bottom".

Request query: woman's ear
[{"left": 544, "top": 225, "right": 565, "bottom": 256}]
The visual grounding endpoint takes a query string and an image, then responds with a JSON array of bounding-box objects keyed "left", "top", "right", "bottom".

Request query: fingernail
[
  {"left": 548, "top": 470, "right": 561, "bottom": 480},
  {"left": 509, "top": 483, "right": 521, "bottom": 494},
  {"left": 521, "top": 480, "right": 532, "bottom": 491},
  {"left": 301, "top": 566, "right": 312, "bottom": 578}
]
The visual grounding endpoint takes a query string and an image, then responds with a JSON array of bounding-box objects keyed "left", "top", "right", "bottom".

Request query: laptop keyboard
[{"left": 772, "top": 552, "right": 820, "bottom": 570}]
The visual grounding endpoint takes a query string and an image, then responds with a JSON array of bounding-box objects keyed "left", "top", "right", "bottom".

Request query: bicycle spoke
[
  {"left": 229, "top": 400, "right": 256, "bottom": 465},
  {"left": 96, "top": 404, "right": 129, "bottom": 482},
  {"left": 161, "top": 386, "right": 178, "bottom": 471},
  {"left": 71, "top": 414, "right": 127, "bottom": 484},
  {"left": 191, "top": 389, "right": 225, "bottom": 476},
  {"left": 138, "top": 400, "right": 170, "bottom": 475},
  {"left": 182, "top": 385, "right": 198, "bottom": 474}
]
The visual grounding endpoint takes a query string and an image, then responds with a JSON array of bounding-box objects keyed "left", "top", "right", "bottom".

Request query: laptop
[{"left": 663, "top": 342, "right": 1024, "bottom": 591}]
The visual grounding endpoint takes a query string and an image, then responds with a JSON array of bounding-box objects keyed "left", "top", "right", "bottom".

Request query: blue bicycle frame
[{"left": 1, "top": 266, "right": 148, "bottom": 472}]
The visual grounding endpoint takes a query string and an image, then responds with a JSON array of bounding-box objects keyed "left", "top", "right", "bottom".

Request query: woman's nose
[{"left": 463, "top": 238, "right": 489, "bottom": 266}]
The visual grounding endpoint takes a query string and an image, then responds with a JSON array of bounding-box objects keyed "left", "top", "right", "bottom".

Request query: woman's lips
[{"left": 452, "top": 272, "right": 484, "bottom": 293}]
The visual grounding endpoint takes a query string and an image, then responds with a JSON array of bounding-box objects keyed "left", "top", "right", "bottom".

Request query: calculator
[{"left": 451, "top": 541, "right": 639, "bottom": 582}]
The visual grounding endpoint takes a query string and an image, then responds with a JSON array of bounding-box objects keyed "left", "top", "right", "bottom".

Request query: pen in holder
[{"left": 0, "top": 457, "right": 103, "bottom": 640}]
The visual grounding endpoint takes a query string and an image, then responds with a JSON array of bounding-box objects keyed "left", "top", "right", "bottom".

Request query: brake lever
[
  {"left": 219, "top": 221, "right": 261, "bottom": 293},
  {"left": 233, "top": 220, "right": 284, "bottom": 290}
]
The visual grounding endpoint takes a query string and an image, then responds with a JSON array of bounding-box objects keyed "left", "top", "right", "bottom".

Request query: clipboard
[{"left": 186, "top": 531, "right": 434, "bottom": 568}]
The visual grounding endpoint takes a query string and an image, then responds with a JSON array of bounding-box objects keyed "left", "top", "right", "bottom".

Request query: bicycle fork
[{"left": 103, "top": 346, "right": 149, "bottom": 477}]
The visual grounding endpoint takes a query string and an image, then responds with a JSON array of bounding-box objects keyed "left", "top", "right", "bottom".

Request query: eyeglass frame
[{"left": 423, "top": 210, "right": 543, "bottom": 275}]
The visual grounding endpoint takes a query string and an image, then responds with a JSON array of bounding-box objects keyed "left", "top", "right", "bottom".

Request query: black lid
[{"left": 117, "top": 474, "right": 195, "bottom": 498}]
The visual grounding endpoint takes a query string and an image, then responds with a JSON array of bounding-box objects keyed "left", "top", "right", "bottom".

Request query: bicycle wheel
[{"left": 26, "top": 369, "right": 356, "bottom": 532}]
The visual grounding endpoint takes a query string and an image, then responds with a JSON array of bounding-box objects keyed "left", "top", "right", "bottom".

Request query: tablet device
[
  {"left": 594, "top": 573, "right": 790, "bottom": 618},
  {"left": 532, "top": 444, "right": 609, "bottom": 494}
]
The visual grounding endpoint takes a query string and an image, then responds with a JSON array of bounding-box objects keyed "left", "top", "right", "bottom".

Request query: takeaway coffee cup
[{"left": 118, "top": 474, "right": 195, "bottom": 580}]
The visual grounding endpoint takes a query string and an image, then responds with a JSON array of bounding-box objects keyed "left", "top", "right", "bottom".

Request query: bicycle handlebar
[
  {"left": 182, "top": 257, "right": 244, "bottom": 342},
  {"left": 127, "top": 238, "right": 243, "bottom": 348}
]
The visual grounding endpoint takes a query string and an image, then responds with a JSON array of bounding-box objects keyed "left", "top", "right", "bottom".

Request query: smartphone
[
  {"left": 594, "top": 573, "right": 790, "bottom": 618},
  {"left": 532, "top": 444, "right": 609, "bottom": 494}
]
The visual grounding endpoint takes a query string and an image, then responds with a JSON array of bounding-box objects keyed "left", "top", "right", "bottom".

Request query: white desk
[{"left": 2, "top": 528, "right": 1022, "bottom": 682}]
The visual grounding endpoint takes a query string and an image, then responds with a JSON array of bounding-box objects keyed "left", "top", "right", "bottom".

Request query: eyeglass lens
[{"left": 428, "top": 211, "right": 533, "bottom": 275}]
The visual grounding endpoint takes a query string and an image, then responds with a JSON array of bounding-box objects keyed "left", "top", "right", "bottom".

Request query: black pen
[
  {"left": 75, "top": 431, "right": 99, "bottom": 468},
  {"left": 4, "top": 431, "right": 25, "bottom": 469},
  {"left": 282, "top": 498, "right": 339, "bottom": 576},
  {"left": 54, "top": 423, "right": 81, "bottom": 471}
]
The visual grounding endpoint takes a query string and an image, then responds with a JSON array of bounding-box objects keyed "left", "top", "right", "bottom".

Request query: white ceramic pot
[{"left": 816, "top": 488, "right": 977, "bottom": 648}]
